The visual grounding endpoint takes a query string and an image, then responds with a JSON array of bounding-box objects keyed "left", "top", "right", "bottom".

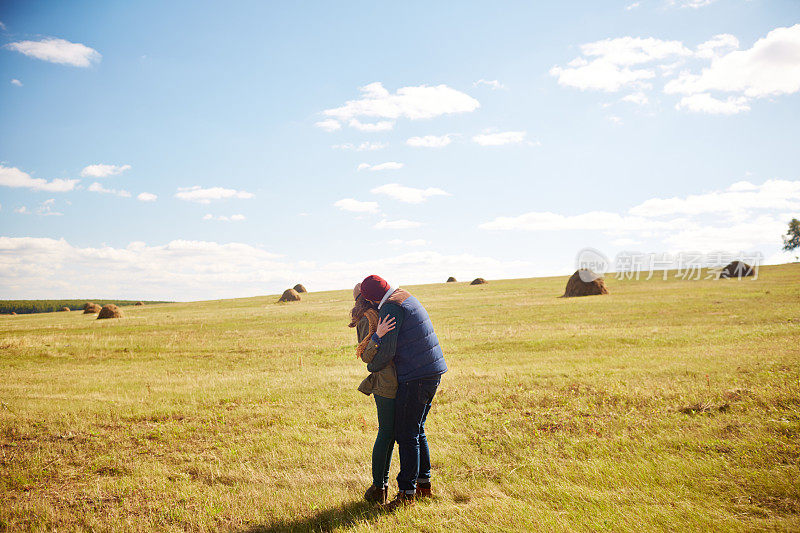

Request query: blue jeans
[{"left": 394, "top": 375, "right": 441, "bottom": 492}]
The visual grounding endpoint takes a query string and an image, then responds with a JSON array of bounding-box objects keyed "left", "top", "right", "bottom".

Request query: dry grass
[{"left": 1, "top": 265, "right": 799, "bottom": 531}]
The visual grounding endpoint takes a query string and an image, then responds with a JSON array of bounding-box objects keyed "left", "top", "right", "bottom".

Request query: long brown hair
[{"left": 349, "top": 294, "right": 377, "bottom": 327}]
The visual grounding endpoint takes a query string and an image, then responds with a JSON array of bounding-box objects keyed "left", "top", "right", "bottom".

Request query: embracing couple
[{"left": 349, "top": 275, "right": 447, "bottom": 509}]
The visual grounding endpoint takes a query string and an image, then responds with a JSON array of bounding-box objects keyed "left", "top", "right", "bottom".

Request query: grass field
[{"left": 1, "top": 265, "right": 799, "bottom": 532}]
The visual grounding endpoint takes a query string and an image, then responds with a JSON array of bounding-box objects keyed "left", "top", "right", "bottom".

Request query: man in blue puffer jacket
[{"left": 360, "top": 274, "right": 448, "bottom": 509}]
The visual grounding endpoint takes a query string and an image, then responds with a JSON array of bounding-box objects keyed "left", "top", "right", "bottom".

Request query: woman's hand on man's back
[{"left": 376, "top": 315, "right": 396, "bottom": 338}]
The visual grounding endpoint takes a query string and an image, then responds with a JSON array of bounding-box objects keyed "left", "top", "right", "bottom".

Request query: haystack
[
  {"left": 719, "top": 261, "right": 755, "bottom": 278},
  {"left": 11, "top": 312, "right": 16, "bottom": 315},
  {"left": 135, "top": 301, "right": 144, "bottom": 306},
  {"left": 293, "top": 284, "right": 307, "bottom": 293},
  {"left": 447, "top": 277, "right": 457, "bottom": 283},
  {"left": 83, "top": 303, "right": 102, "bottom": 314},
  {"left": 562, "top": 269, "right": 608, "bottom": 297},
  {"left": 60, "top": 306, "right": 70, "bottom": 312},
  {"left": 97, "top": 304, "right": 123, "bottom": 319},
  {"left": 470, "top": 278, "right": 487, "bottom": 285},
  {"left": 278, "top": 289, "right": 301, "bottom": 302}
]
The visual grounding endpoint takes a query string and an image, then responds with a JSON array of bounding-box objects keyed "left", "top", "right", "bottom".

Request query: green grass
[{"left": 1, "top": 265, "right": 798, "bottom": 532}]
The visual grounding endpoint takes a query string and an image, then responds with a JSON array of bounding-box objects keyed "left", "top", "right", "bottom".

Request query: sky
[{"left": 1, "top": 0, "right": 799, "bottom": 300}]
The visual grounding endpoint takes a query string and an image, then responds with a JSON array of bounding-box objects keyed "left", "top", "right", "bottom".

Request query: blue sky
[{"left": 1, "top": 0, "right": 799, "bottom": 300}]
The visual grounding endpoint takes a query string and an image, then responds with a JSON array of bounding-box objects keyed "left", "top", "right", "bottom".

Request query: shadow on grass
[{"left": 243, "top": 500, "right": 384, "bottom": 532}]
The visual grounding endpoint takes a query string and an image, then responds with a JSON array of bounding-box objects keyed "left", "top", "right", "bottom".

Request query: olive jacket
[{"left": 355, "top": 309, "right": 398, "bottom": 399}]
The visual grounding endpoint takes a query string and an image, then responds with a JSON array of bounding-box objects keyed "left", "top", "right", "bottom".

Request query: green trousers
[{"left": 372, "top": 394, "right": 396, "bottom": 487}]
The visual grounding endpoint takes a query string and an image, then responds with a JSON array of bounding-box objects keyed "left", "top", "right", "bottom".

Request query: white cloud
[
  {"left": 0, "top": 164, "right": 78, "bottom": 192},
  {"left": 473, "top": 130, "right": 527, "bottom": 146},
  {"left": 12, "top": 199, "right": 62, "bottom": 216},
  {"left": 315, "top": 119, "right": 341, "bottom": 132},
  {"left": 551, "top": 59, "right": 655, "bottom": 92},
  {"left": 333, "top": 141, "right": 387, "bottom": 151},
  {"left": 661, "top": 215, "right": 784, "bottom": 250},
  {"left": 665, "top": 24, "right": 800, "bottom": 99},
  {"left": 625, "top": 2, "right": 640, "bottom": 10},
  {"left": 675, "top": 93, "right": 750, "bottom": 114},
  {"left": 323, "top": 82, "right": 480, "bottom": 127},
  {"left": 371, "top": 183, "right": 451, "bottom": 204},
  {"left": 621, "top": 91, "right": 649, "bottom": 105},
  {"left": 175, "top": 186, "right": 254, "bottom": 204},
  {"left": 357, "top": 162, "right": 404, "bottom": 172},
  {"left": 388, "top": 239, "right": 429, "bottom": 247},
  {"left": 473, "top": 79, "right": 505, "bottom": 90},
  {"left": 87, "top": 182, "right": 131, "bottom": 198},
  {"left": 137, "top": 192, "right": 157, "bottom": 202},
  {"left": 37, "top": 199, "right": 61, "bottom": 216},
  {"left": 0, "top": 21, "right": 6, "bottom": 31},
  {"left": 628, "top": 179, "right": 800, "bottom": 217},
  {"left": 0, "top": 236, "right": 535, "bottom": 300},
  {"left": 374, "top": 219, "right": 424, "bottom": 230},
  {"left": 550, "top": 37, "right": 691, "bottom": 92},
  {"left": 406, "top": 134, "right": 453, "bottom": 148},
  {"left": 580, "top": 37, "right": 693, "bottom": 66},
  {"left": 610, "top": 238, "right": 641, "bottom": 246},
  {"left": 334, "top": 198, "right": 380, "bottom": 214},
  {"left": 659, "top": 60, "right": 684, "bottom": 77},
  {"left": 203, "top": 214, "right": 246, "bottom": 222},
  {"left": 695, "top": 34, "right": 739, "bottom": 59},
  {"left": 80, "top": 164, "right": 131, "bottom": 178},
  {"left": 552, "top": 24, "right": 800, "bottom": 115},
  {"left": 668, "top": 0, "right": 719, "bottom": 8},
  {"left": 10, "top": 79, "right": 22, "bottom": 86},
  {"left": 608, "top": 115, "right": 623, "bottom": 125},
  {"left": 5, "top": 38, "right": 101, "bottom": 67},
  {"left": 348, "top": 119, "right": 395, "bottom": 132},
  {"left": 482, "top": 180, "right": 800, "bottom": 232},
  {"left": 480, "top": 210, "right": 685, "bottom": 232},
  {"left": 480, "top": 178, "right": 800, "bottom": 254}
]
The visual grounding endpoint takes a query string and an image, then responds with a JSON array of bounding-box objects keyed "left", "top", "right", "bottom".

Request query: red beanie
[{"left": 360, "top": 274, "right": 390, "bottom": 302}]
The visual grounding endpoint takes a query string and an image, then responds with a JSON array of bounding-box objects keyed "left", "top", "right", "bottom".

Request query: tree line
[{"left": 0, "top": 300, "right": 170, "bottom": 315}]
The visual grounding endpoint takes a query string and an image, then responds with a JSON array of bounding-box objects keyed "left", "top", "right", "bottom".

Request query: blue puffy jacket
[{"left": 385, "top": 290, "right": 448, "bottom": 382}]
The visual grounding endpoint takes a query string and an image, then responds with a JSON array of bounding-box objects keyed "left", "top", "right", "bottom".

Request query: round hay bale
[
  {"left": 135, "top": 301, "right": 144, "bottom": 306},
  {"left": 719, "top": 261, "right": 755, "bottom": 278},
  {"left": 278, "top": 288, "right": 301, "bottom": 303},
  {"left": 446, "top": 277, "right": 457, "bottom": 283},
  {"left": 11, "top": 312, "right": 17, "bottom": 315},
  {"left": 60, "top": 306, "right": 70, "bottom": 312},
  {"left": 83, "top": 303, "right": 102, "bottom": 314},
  {"left": 470, "top": 277, "right": 487, "bottom": 285},
  {"left": 562, "top": 270, "right": 608, "bottom": 297},
  {"left": 97, "top": 304, "right": 123, "bottom": 319},
  {"left": 293, "top": 284, "right": 307, "bottom": 293}
]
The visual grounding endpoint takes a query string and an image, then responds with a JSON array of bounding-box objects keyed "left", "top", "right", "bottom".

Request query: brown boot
[
  {"left": 363, "top": 484, "right": 388, "bottom": 504},
  {"left": 385, "top": 491, "right": 415, "bottom": 511},
  {"left": 417, "top": 481, "right": 432, "bottom": 499}
]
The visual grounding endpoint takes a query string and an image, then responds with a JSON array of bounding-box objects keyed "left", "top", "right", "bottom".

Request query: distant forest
[{"left": 0, "top": 300, "right": 171, "bottom": 315}]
